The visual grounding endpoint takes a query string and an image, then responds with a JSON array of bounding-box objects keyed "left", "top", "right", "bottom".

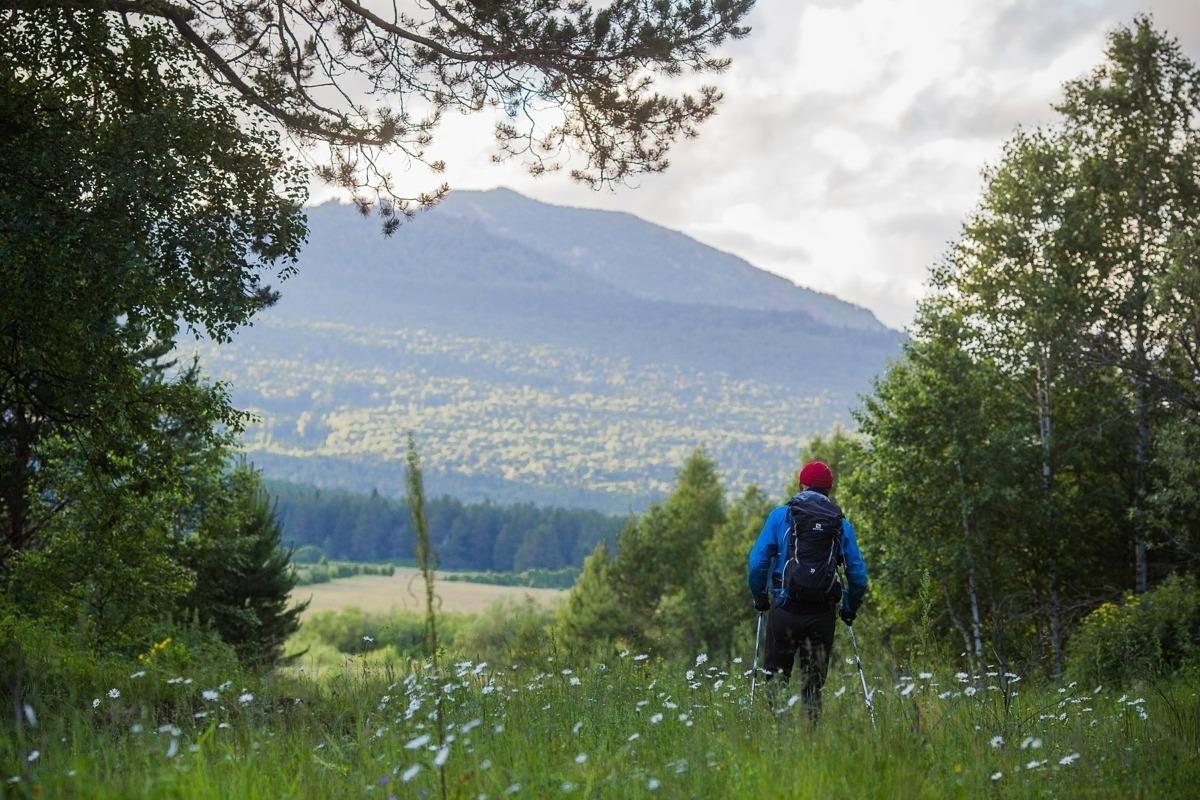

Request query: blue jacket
[{"left": 747, "top": 491, "right": 868, "bottom": 614}]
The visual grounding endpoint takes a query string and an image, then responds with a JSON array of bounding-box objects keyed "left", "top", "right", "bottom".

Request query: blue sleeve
[
  {"left": 747, "top": 507, "right": 785, "bottom": 598},
  {"left": 840, "top": 518, "right": 869, "bottom": 613}
]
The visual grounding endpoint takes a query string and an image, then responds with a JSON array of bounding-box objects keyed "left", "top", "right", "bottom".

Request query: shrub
[
  {"left": 1067, "top": 574, "right": 1200, "bottom": 687},
  {"left": 455, "top": 598, "right": 558, "bottom": 665},
  {"left": 297, "top": 608, "right": 456, "bottom": 657}
]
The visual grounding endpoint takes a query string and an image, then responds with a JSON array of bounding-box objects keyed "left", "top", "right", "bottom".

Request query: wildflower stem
[{"left": 406, "top": 433, "right": 447, "bottom": 800}]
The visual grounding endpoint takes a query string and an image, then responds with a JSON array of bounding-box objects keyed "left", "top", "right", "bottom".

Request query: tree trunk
[
  {"left": 1133, "top": 339, "right": 1150, "bottom": 594},
  {"left": 943, "top": 587, "right": 974, "bottom": 671},
  {"left": 967, "top": 567, "right": 985, "bottom": 666},
  {"left": 952, "top": 452, "right": 985, "bottom": 665},
  {"left": 1037, "top": 353, "right": 1064, "bottom": 677}
]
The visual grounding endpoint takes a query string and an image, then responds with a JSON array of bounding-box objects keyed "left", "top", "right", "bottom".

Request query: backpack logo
[{"left": 814, "top": 523, "right": 823, "bottom": 530}]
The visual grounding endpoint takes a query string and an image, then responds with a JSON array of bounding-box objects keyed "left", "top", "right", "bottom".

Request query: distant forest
[{"left": 267, "top": 480, "right": 626, "bottom": 571}]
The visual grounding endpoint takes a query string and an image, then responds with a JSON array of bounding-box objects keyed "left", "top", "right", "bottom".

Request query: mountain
[
  {"left": 436, "top": 189, "right": 884, "bottom": 330},
  {"left": 198, "top": 189, "right": 902, "bottom": 511}
]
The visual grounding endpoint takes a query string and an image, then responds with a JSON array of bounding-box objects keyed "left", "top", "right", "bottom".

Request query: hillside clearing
[{"left": 293, "top": 567, "right": 565, "bottom": 616}]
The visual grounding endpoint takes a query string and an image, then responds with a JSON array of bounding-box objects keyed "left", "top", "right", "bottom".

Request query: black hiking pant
[{"left": 763, "top": 600, "right": 837, "bottom": 719}]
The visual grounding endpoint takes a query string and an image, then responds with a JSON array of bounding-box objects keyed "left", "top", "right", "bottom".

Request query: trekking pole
[
  {"left": 749, "top": 611, "right": 764, "bottom": 703},
  {"left": 845, "top": 622, "right": 877, "bottom": 731}
]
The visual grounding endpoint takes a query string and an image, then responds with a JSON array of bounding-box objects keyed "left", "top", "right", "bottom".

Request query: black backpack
[{"left": 782, "top": 492, "right": 845, "bottom": 605}]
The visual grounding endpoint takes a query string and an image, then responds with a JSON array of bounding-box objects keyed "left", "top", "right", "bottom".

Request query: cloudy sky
[{"left": 317, "top": 1, "right": 1200, "bottom": 330}]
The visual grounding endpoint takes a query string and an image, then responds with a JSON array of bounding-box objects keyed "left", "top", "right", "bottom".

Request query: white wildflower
[
  {"left": 647, "top": 778, "right": 661, "bottom": 790},
  {"left": 402, "top": 765, "right": 421, "bottom": 782},
  {"left": 627, "top": 733, "right": 640, "bottom": 742},
  {"left": 129, "top": 671, "right": 146, "bottom": 679},
  {"left": 650, "top": 713, "right": 664, "bottom": 724},
  {"left": 990, "top": 736, "right": 1004, "bottom": 748},
  {"left": 504, "top": 784, "right": 521, "bottom": 795},
  {"left": 434, "top": 746, "right": 449, "bottom": 767},
  {"left": 918, "top": 672, "right": 933, "bottom": 680},
  {"left": 733, "top": 657, "right": 743, "bottom": 664},
  {"left": 22, "top": 705, "right": 36, "bottom": 728},
  {"left": 405, "top": 734, "right": 431, "bottom": 750},
  {"left": 1026, "top": 759, "right": 1045, "bottom": 769},
  {"left": 237, "top": 693, "right": 254, "bottom": 705},
  {"left": 686, "top": 670, "right": 695, "bottom": 681},
  {"left": 569, "top": 676, "right": 581, "bottom": 686},
  {"left": 362, "top": 635, "right": 374, "bottom": 643},
  {"left": 694, "top": 653, "right": 708, "bottom": 667},
  {"left": 1059, "top": 753, "right": 1081, "bottom": 766},
  {"left": 990, "top": 772, "right": 1002, "bottom": 782},
  {"left": 131, "top": 724, "right": 143, "bottom": 733},
  {"left": 633, "top": 654, "right": 649, "bottom": 662},
  {"left": 964, "top": 686, "right": 978, "bottom": 697},
  {"left": 194, "top": 711, "right": 208, "bottom": 719},
  {"left": 574, "top": 754, "right": 587, "bottom": 764},
  {"left": 202, "top": 690, "right": 219, "bottom": 701},
  {"left": 1020, "top": 737, "right": 1042, "bottom": 750},
  {"left": 165, "top": 739, "right": 179, "bottom": 759},
  {"left": 833, "top": 686, "right": 846, "bottom": 698},
  {"left": 900, "top": 684, "right": 915, "bottom": 697},
  {"left": 572, "top": 722, "right": 583, "bottom": 735},
  {"left": 92, "top": 698, "right": 100, "bottom": 709},
  {"left": 218, "top": 680, "right": 232, "bottom": 691},
  {"left": 26, "top": 751, "right": 38, "bottom": 763}
]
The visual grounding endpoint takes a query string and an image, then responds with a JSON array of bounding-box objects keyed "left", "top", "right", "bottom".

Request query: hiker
[{"left": 747, "top": 460, "right": 868, "bottom": 718}]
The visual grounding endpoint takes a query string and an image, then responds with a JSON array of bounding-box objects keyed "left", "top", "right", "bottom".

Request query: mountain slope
[
  {"left": 437, "top": 189, "right": 885, "bottom": 330},
  {"left": 201, "top": 190, "right": 902, "bottom": 510}
]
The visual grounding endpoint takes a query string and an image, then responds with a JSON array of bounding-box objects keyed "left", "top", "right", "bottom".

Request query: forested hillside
[
  {"left": 268, "top": 480, "right": 624, "bottom": 571},
  {"left": 200, "top": 192, "right": 902, "bottom": 510}
]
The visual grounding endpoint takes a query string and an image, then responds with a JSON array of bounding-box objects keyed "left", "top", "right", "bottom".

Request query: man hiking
[{"left": 747, "top": 460, "right": 868, "bottom": 719}]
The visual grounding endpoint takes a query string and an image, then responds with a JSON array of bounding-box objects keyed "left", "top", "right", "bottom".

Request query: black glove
[
  {"left": 753, "top": 594, "right": 771, "bottom": 613},
  {"left": 839, "top": 607, "right": 857, "bottom": 626}
]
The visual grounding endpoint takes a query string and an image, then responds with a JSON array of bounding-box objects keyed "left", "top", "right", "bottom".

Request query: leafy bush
[
  {"left": 293, "top": 560, "right": 396, "bottom": 586},
  {"left": 1067, "top": 575, "right": 1200, "bottom": 687},
  {"left": 455, "top": 598, "right": 558, "bottom": 664},
  {"left": 296, "top": 608, "right": 464, "bottom": 658},
  {"left": 443, "top": 567, "right": 579, "bottom": 589}
]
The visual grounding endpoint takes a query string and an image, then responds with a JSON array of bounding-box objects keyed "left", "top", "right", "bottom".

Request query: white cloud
[{"left": 316, "top": 0, "right": 1200, "bottom": 330}]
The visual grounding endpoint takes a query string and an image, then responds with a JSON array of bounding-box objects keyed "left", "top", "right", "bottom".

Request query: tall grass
[
  {"left": 4, "top": 629, "right": 1198, "bottom": 798},
  {"left": 406, "top": 434, "right": 447, "bottom": 800}
]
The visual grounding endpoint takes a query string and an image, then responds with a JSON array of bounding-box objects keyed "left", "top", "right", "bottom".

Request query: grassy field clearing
[
  {"left": 293, "top": 567, "right": 565, "bottom": 617},
  {"left": 8, "top": 648, "right": 1197, "bottom": 798}
]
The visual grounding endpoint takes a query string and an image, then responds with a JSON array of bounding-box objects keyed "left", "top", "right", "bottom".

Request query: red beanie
[{"left": 798, "top": 461, "right": 834, "bottom": 490}]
